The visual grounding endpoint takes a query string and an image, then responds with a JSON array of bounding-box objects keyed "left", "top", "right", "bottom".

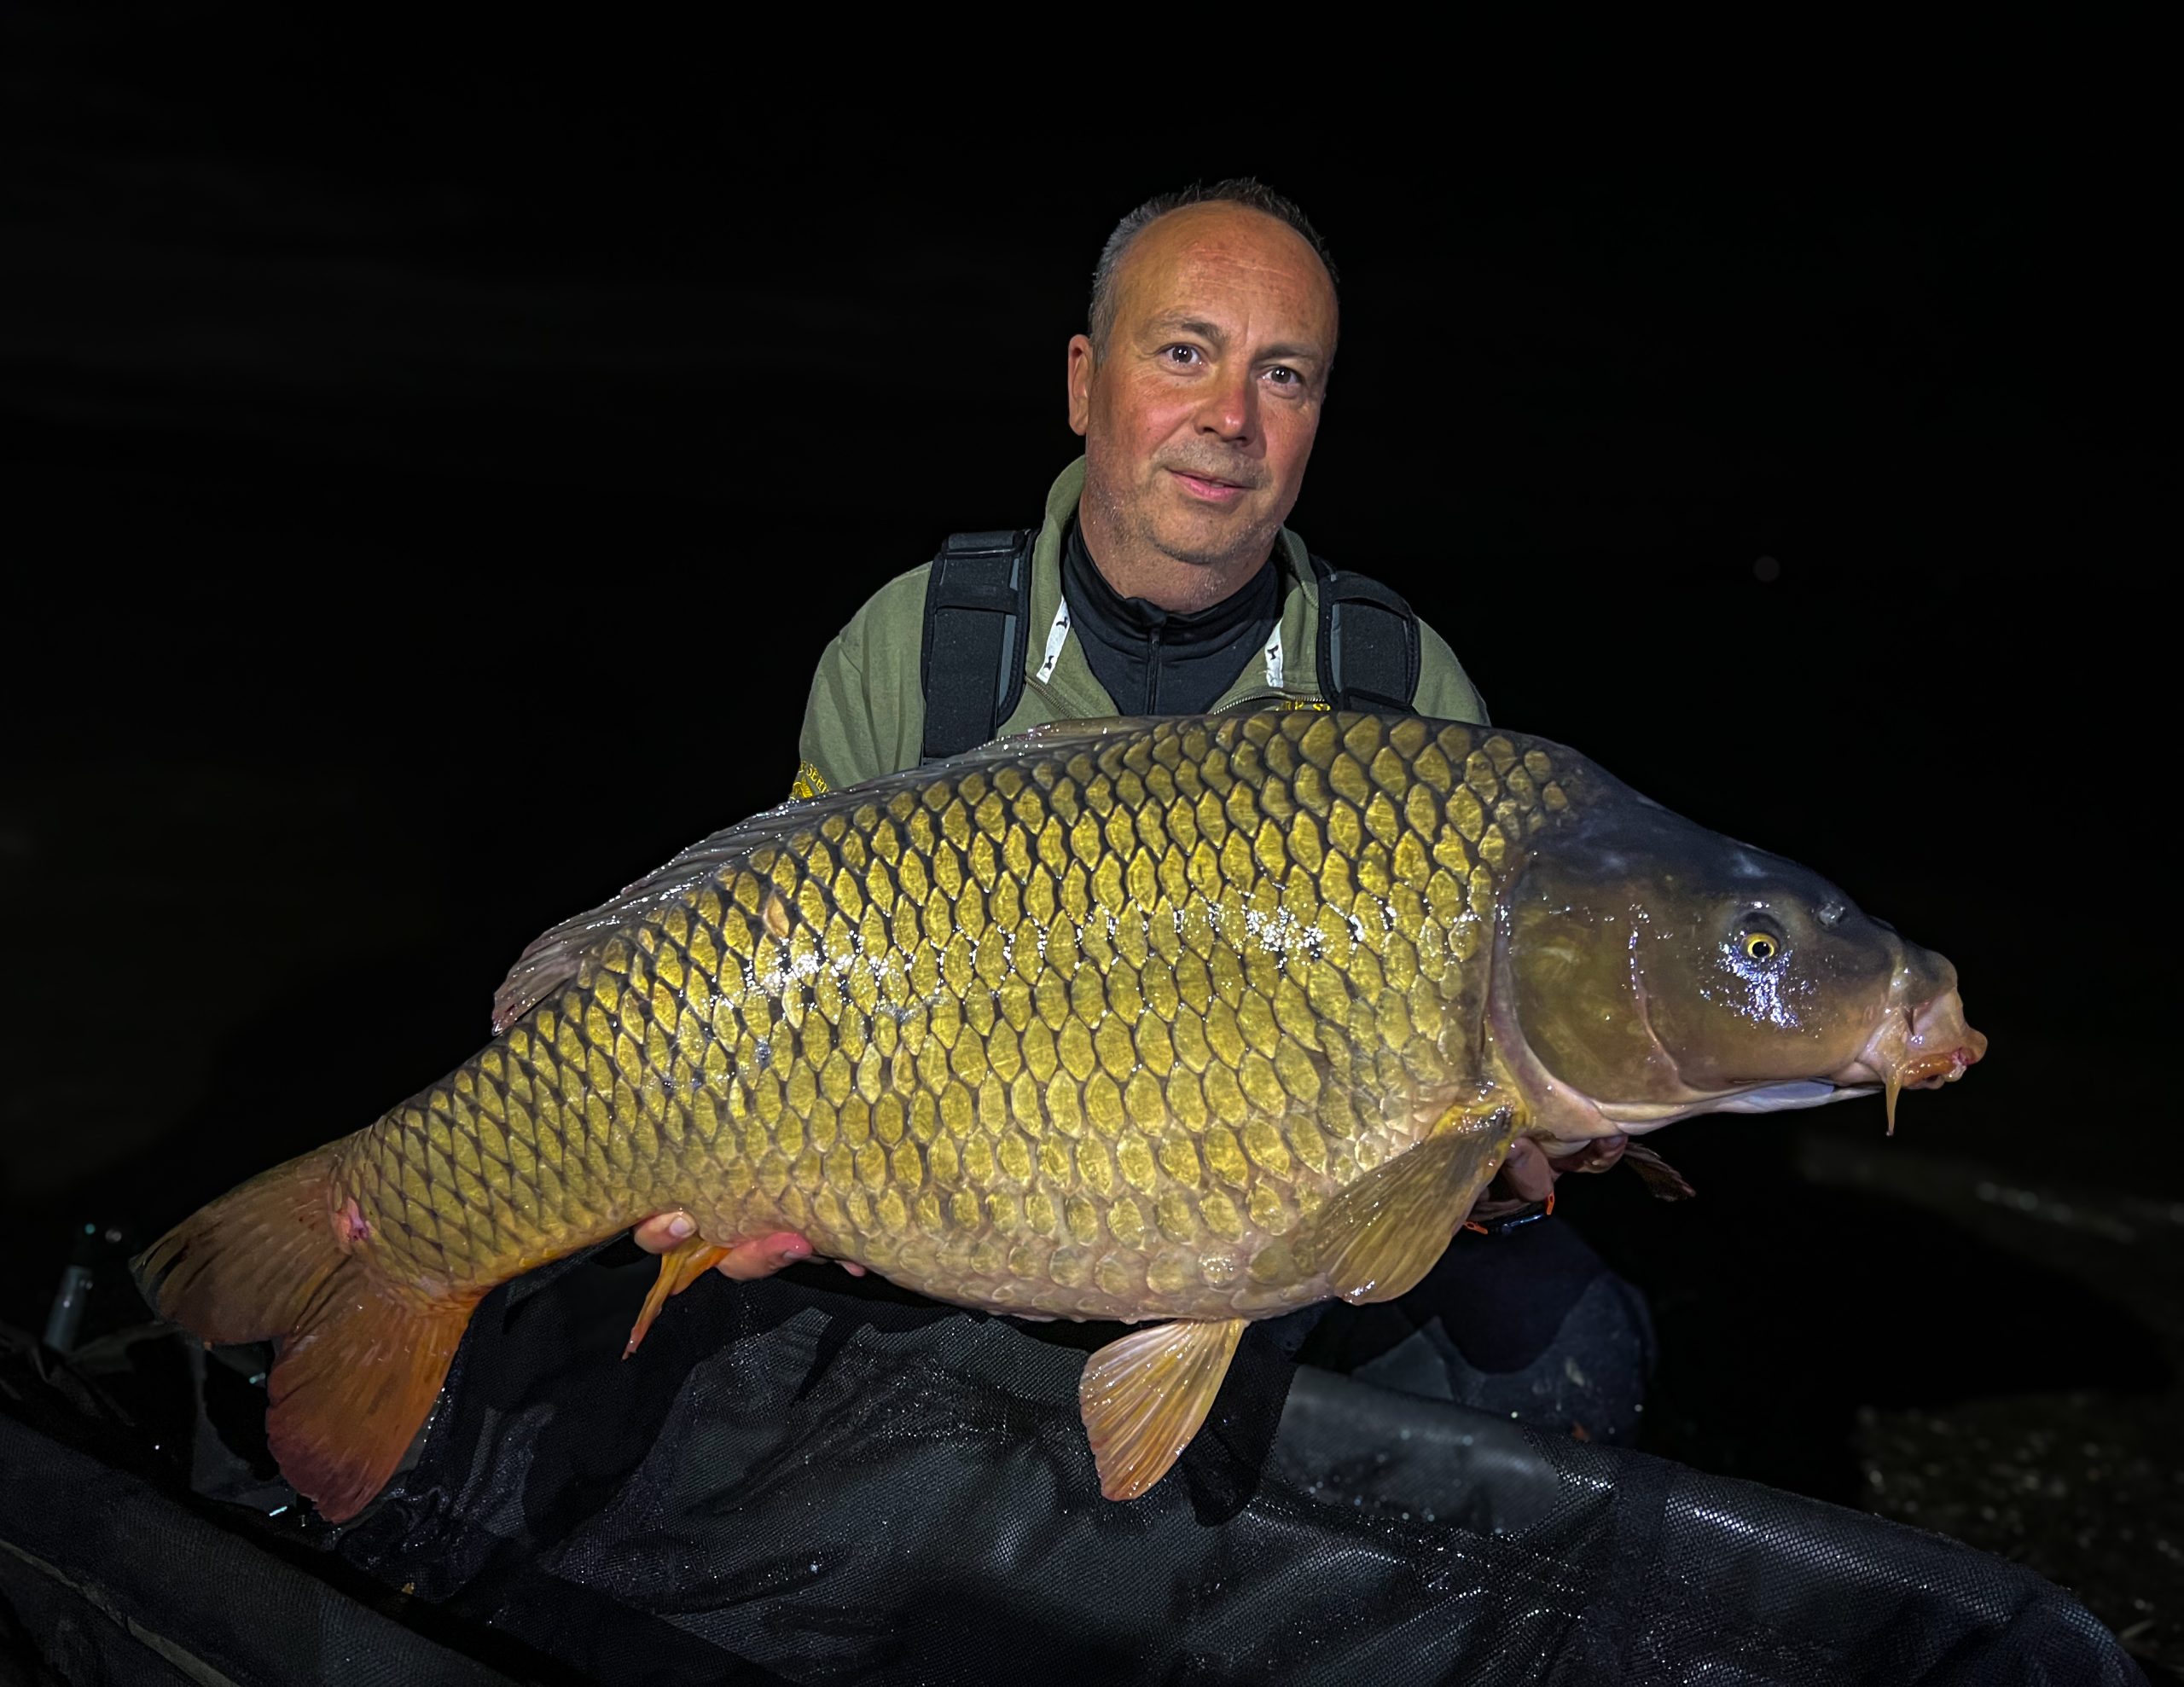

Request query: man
[
  {"left": 634, "top": 180, "right": 1650, "bottom": 1441},
  {"left": 782, "top": 179, "right": 1484, "bottom": 798}
]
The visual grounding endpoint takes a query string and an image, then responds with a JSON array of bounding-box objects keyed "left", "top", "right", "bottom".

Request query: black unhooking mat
[{"left": 0, "top": 1243, "right": 2148, "bottom": 1687}]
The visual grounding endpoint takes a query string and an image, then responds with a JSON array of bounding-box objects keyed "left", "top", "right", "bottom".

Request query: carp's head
[{"left": 1497, "top": 793, "right": 1985, "bottom": 1137}]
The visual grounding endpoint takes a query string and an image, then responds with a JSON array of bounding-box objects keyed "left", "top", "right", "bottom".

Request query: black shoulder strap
[
  {"left": 920, "top": 528, "right": 1038, "bottom": 762},
  {"left": 1310, "top": 554, "right": 1421, "bottom": 711}
]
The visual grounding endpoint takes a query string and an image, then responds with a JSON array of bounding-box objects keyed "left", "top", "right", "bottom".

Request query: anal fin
[
  {"left": 1304, "top": 1110, "right": 1522, "bottom": 1304},
  {"left": 624, "top": 1236, "right": 731, "bottom": 1358},
  {"left": 1078, "top": 1318, "right": 1248, "bottom": 1501}
]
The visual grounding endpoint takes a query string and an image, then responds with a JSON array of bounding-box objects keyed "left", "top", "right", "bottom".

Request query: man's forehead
[{"left": 1116, "top": 205, "right": 1336, "bottom": 339}]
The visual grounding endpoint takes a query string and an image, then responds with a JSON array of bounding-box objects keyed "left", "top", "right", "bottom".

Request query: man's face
[{"left": 1068, "top": 205, "right": 1337, "bottom": 577}]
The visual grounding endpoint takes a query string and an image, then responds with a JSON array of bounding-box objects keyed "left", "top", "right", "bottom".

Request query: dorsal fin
[
  {"left": 491, "top": 791, "right": 813, "bottom": 1034},
  {"left": 488, "top": 718, "right": 1185, "bottom": 1033}
]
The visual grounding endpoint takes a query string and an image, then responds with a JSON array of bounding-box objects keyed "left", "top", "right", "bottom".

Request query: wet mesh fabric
[
  {"left": 288, "top": 1247, "right": 2139, "bottom": 1687},
  {"left": 0, "top": 1335, "right": 519, "bottom": 1687},
  {"left": 0, "top": 1244, "right": 2146, "bottom": 1685}
]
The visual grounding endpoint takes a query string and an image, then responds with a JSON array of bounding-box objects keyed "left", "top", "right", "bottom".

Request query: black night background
[{"left": 2, "top": 13, "right": 2174, "bottom": 1680}]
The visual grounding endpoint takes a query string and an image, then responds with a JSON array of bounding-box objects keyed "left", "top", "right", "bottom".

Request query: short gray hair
[{"left": 1088, "top": 178, "right": 1338, "bottom": 357}]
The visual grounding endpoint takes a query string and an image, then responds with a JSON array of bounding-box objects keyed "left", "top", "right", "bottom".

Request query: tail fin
[{"left": 132, "top": 1143, "right": 479, "bottom": 1522}]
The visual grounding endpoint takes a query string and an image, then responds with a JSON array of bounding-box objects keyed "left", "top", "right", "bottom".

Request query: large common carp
[{"left": 136, "top": 711, "right": 1983, "bottom": 1520}]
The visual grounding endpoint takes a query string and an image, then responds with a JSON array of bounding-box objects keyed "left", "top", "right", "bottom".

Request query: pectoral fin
[
  {"left": 1077, "top": 1317, "right": 1248, "bottom": 1501},
  {"left": 1304, "top": 1110, "right": 1522, "bottom": 1304}
]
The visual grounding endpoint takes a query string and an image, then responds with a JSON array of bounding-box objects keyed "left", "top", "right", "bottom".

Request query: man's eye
[
  {"left": 1265, "top": 367, "right": 1298, "bottom": 386},
  {"left": 1163, "top": 345, "right": 1200, "bottom": 365}
]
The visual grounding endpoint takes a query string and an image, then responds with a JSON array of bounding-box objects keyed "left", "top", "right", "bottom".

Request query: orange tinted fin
[
  {"left": 265, "top": 1278, "right": 473, "bottom": 1522},
  {"left": 1077, "top": 1317, "right": 1247, "bottom": 1501},
  {"left": 132, "top": 1144, "right": 351, "bottom": 1345},
  {"left": 624, "top": 1236, "right": 731, "bottom": 1359},
  {"left": 131, "top": 1142, "right": 480, "bottom": 1523},
  {"left": 1301, "top": 1110, "right": 1520, "bottom": 1305}
]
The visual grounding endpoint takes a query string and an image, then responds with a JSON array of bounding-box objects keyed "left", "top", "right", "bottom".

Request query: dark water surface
[{"left": 3, "top": 13, "right": 2172, "bottom": 1677}]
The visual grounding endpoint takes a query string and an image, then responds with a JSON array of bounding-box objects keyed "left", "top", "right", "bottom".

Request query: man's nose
[{"left": 1194, "top": 362, "right": 1255, "bottom": 442}]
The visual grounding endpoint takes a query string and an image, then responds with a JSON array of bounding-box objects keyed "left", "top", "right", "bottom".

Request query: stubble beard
[{"left": 1082, "top": 437, "right": 1280, "bottom": 587}]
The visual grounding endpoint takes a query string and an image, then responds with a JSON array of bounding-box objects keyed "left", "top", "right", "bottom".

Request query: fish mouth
[
  {"left": 1592, "top": 985, "right": 1986, "bottom": 1134},
  {"left": 1828, "top": 983, "right": 1987, "bottom": 1133}
]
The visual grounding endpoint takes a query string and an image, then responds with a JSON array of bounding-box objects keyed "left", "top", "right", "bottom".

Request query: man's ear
[{"left": 1066, "top": 333, "right": 1095, "bottom": 438}]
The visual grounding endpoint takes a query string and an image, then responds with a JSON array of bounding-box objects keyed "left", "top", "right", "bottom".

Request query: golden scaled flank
[{"left": 338, "top": 714, "right": 1561, "bottom": 1319}]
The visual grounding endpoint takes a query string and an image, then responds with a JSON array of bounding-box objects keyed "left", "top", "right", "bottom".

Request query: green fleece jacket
[{"left": 792, "top": 458, "right": 1487, "bottom": 797}]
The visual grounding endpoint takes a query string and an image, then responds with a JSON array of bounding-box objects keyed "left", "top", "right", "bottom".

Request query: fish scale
[{"left": 328, "top": 711, "right": 1542, "bottom": 1321}]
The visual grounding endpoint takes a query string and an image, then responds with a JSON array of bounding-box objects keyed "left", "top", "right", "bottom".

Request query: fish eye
[{"left": 1730, "top": 910, "right": 1787, "bottom": 964}]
